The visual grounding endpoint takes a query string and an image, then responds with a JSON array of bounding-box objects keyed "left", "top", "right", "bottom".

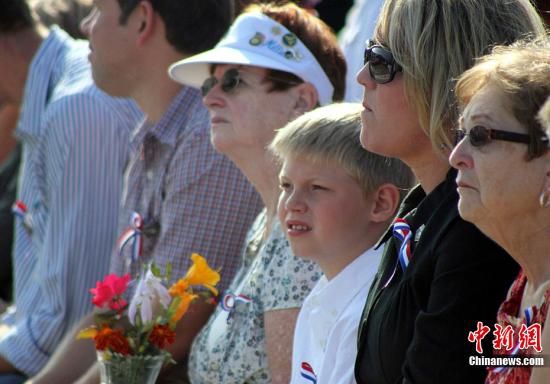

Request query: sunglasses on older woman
[
  {"left": 455, "top": 126, "right": 533, "bottom": 147},
  {"left": 363, "top": 40, "right": 402, "bottom": 84},
  {"left": 201, "top": 68, "right": 302, "bottom": 97}
]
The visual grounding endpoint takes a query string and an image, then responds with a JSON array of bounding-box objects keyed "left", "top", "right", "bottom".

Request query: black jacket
[
  {"left": 355, "top": 169, "right": 519, "bottom": 384},
  {"left": 0, "top": 144, "right": 20, "bottom": 302}
]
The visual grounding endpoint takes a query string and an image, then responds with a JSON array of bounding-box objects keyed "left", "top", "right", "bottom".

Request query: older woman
[
  {"left": 169, "top": 3, "right": 345, "bottom": 383},
  {"left": 354, "top": 0, "right": 546, "bottom": 383},
  {"left": 531, "top": 97, "right": 550, "bottom": 384},
  {"left": 450, "top": 38, "right": 550, "bottom": 384}
]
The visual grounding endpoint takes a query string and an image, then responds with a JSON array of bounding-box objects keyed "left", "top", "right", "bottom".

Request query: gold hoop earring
[{"left": 540, "top": 188, "right": 550, "bottom": 208}]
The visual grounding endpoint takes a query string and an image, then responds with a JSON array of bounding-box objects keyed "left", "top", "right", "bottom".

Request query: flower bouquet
[{"left": 78, "top": 253, "right": 219, "bottom": 384}]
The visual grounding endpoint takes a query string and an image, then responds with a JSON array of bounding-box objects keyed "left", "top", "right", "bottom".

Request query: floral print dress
[{"left": 188, "top": 210, "right": 322, "bottom": 383}]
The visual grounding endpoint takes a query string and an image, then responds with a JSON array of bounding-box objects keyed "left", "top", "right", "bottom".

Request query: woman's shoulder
[{"left": 259, "top": 219, "right": 323, "bottom": 311}]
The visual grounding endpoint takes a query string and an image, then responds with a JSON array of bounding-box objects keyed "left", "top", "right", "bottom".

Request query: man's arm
[
  {"left": 72, "top": 364, "right": 100, "bottom": 384},
  {"left": 26, "top": 313, "right": 96, "bottom": 384}
]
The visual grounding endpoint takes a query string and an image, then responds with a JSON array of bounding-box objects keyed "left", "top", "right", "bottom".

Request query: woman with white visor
[{"left": 169, "top": 3, "right": 345, "bottom": 383}]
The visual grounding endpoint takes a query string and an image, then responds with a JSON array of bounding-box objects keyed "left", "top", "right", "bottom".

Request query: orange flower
[
  {"left": 183, "top": 253, "right": 220, "bottom": 296},
  {"left": 168, "top": 278, "right": 190, "bottom": 297},
  {"left": 148, "top": 324, "right": 176, "bottom": 349},
  {"left": 93, "top": 326, "right": 132, "bottom": 355},
  {"left": 170, "top": 291, "right": 197, "bottom": 325}
]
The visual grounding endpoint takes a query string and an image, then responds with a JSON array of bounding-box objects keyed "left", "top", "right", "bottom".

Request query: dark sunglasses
[
  {"left": 363, "top": 40, "right": 402, "bottom": 84},
  {"left": 201, "top": 68, "right": 302, "bottom": 97},
  {"left": 201, "top": 68, "right": 243, "bottom": 97},
  {"left": 455, "top": 126, "right": 533, "bottom": 148}
]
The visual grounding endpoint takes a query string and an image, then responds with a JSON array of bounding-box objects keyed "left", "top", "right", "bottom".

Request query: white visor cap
[{"left": 168, "top": 12, "right": 334, "bottom": 106}]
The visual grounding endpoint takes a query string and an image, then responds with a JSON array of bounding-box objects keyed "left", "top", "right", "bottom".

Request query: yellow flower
[
  {"left": 170, "top": 291, "right": 198, "bottom": 325},
  {"left": 183, "top": 253, "right": 220, "bottom": 296},
  {"left": 166, "top": 254, "right": 220, "bottom": 326},
  {"left": 76, "top": 326, "right": 98, "bottom": 340}
]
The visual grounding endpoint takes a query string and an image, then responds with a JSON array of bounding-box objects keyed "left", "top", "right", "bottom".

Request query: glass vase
[{"left": 97, "top": 352, "right": 165, "bottom": 384}]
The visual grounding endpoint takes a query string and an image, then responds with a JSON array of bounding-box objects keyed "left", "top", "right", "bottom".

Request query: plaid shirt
[{"left": 110, "top": 87, "right": 262, "bottom": 295}]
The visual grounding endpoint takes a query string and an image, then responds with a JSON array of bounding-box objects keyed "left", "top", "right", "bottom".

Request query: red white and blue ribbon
[
  {"left": 220, "top": 291, "right": 252, "bottom": 323},
  {"left": 524, "top": 306, "right": 535, "bottom": 325},
  {"left": 117, "top": 212, "right": 144, "bottom": 263},
  {"left": 12, "top": 200, "right": 33, "bottom": 233},
  {"left": 492, "top": 305, "right": 537, "bottom": 373},
  {"left": 300, "top": 362, "right": 317, "bottom": 383},
  {"left": 12, "top": 200, "right": 27, "bottom": 220},
  {"left": 392, "top": 218, "right": 413, "bottom": 271}
]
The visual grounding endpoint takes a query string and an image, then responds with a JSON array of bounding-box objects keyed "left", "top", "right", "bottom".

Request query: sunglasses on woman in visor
[{"left": 201, "top": 68, "right": 302, "bottom": 97}]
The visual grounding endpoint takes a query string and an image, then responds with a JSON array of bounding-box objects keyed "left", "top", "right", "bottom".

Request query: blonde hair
[
  {"left": 456, "top": 36, "right": 550, "bottom": 159},
  {"left": 374, "top": 0, "right": 546, "bottom": 152},
  {"left": 269, "top": 103, "right": 415, "bottom": 197},
  {"left": 538, "top": 97, "right": 550, "bottom": 137}
]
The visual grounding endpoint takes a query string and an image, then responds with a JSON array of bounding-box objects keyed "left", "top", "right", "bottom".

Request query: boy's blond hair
[
  {"left": 538, "top": 97, "right": 550, "bottom": 139},
  {"left": 270, "top": 103, "right": 414, "bottom": 198}
]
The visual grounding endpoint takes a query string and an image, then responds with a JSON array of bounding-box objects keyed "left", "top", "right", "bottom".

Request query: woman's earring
[{"left": 540, "top": 187, "right": 550, "bottom": 208}]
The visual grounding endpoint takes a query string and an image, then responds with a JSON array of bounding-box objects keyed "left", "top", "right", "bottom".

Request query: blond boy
[{"left": 270, "top": 103, "right": 414, "bottom": 384}]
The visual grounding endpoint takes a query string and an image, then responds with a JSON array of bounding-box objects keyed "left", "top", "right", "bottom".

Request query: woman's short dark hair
[
  {"left": 247, "top": 2, "right": 346, "bottom": 102},
  {"left": 456, "top": 37, "right": 550, "bottom": 159}
]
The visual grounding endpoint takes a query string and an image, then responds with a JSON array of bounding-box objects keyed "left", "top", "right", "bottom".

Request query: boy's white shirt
[{"left": 290, "top": 246, "right": 383, "bottom": 384}]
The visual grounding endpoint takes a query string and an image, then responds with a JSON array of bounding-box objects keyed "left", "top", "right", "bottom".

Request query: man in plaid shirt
[{"left": 30, "top": 1, "right": 262, "bottom": 383}]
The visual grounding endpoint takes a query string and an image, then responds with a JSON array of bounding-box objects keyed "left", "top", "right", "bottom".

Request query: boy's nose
[{"left": 286, "top": 192, "right": 307, "bottom": 213}]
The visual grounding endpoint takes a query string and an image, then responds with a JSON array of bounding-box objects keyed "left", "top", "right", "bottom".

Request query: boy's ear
[
  {"left": 290, "top": 82, "right": 318, "bottom": 119},
  {"left": 369, "top": 183, "right": 401, "bottom": 223}
]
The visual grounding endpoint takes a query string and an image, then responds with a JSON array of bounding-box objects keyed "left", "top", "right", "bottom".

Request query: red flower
[
  {"left": 90, "top": 274, "right": 131, "bottom": 311},
  {"left": 148, "top": 324, "right": 176, "bottom": 349},
  {"left": 94, "top": 326, "right": 132, "bottom": 355}
]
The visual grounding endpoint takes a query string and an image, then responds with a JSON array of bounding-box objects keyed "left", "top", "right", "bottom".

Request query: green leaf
[
  {"left": 166, "top": 296, "right": 181, "bottom": 317},
  {"left": 165, "top": 263, "right": 173, "bottom": 281},
  {"left": 94, "top": 311, "right": 118, "bottom": 325},
  {"left": 151, "top": 263, "right": 161, "bottom": 278}
]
